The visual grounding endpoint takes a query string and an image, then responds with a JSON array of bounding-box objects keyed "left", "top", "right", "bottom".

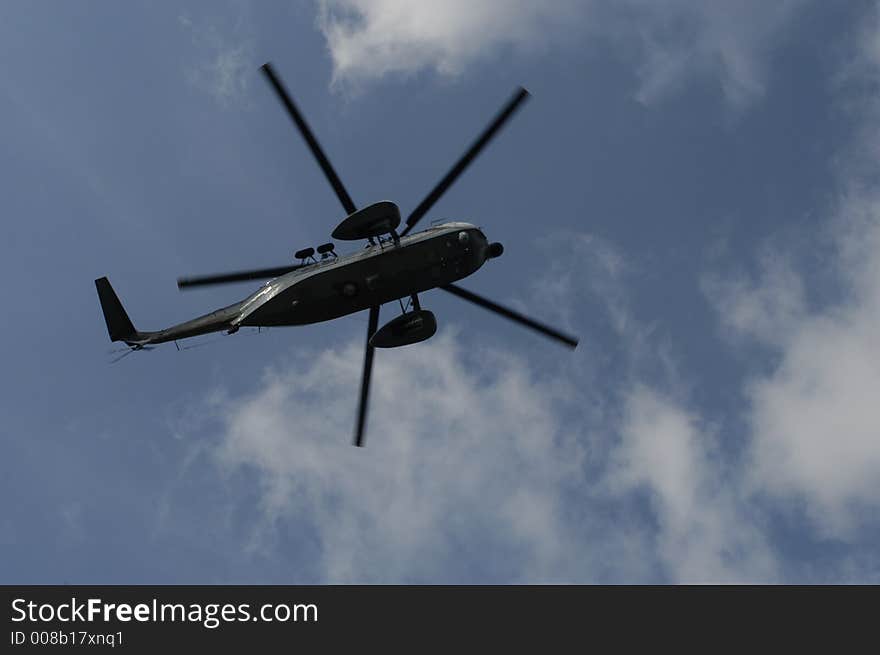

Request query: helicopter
[{"left": 95, "top": 62, "right": 579, "bottom": 447}]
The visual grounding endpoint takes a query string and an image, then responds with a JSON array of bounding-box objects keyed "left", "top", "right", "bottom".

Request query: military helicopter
[{"left": 95, "top": 62, "right": 579, "bottom": 447}]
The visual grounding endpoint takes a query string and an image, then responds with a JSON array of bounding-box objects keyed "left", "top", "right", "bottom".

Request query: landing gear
[{"left": 399, "top": 293, "right": 421, "bottom": 313}]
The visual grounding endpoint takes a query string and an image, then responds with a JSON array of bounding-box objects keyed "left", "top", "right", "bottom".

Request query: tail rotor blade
[
  {"left": 401, "top": 87, "right": 530, "bottom": 237},
  {"left": 440, "top": 283, "right": 578, "bottom": 349},
  {"left": 108, "top": 345, "right": 154, "bottom": 364},
  {"left": 260, "top": 62, "right": 357, "bottom": 215},
  {"left": 354, "top": 305, "right": 380, "bottom": 447},
  {"left": 177, "top": 264, "right": 304, "bottom": 290},
  {"left": 109, "top": 348, "right": 137, "bottom": 364}
]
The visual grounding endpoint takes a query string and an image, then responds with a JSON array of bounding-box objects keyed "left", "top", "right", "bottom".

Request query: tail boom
[{"left": 95, "top": 276, "right": 245, "bottom": 347}]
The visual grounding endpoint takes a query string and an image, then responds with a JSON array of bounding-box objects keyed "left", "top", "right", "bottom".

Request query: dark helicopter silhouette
[{"left": 96, "top": 63, "right": 578, "bottom": 446}]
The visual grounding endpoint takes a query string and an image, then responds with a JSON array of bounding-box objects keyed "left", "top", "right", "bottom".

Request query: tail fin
[{"left": 95, "top": 277, "right": 137, "bottom": 342}]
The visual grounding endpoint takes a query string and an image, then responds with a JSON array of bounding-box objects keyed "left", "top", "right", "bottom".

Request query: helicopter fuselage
[{"left": 136, "top": 222, "right": 490, "bottom": 345}]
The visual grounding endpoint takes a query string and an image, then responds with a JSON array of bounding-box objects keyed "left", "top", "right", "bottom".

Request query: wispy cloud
[
  {"left": 710, "top": 190, "right": 880, "bottom": 538},
  {"left": 702, "top": 248, "right": 808, "bottom": 348},
  {"left": 177, "top": 233, "right": 780, "bottom": 583},
  {"left": 316, "top": 0, "right": 808, "bottom": 107},
  {"left": 179, "top": 10, "right": 255, "bottom": 106},
  {"left": 621, "top": 0, "right": 808, "bottom": 108},
  {"left": 316, "top": 1, "right": 582, "bottom": 80},
  {"left": 704, "top": 6, "right": 880, "bottom": 539},
  {"left": 609, "top": 385, "right": 777, "bottom": 582},
  {"left": 208, "top": 333, "right": 594, "bottom": 582}
]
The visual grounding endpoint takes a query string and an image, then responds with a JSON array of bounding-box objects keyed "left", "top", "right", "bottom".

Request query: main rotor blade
[
  {"left": 177, "top": 264, "right": 304, "bottom": 289},
  {"left": 440, "top": 283, "right": 578, "bottom": 349},
  {"left": 354, "top": 305, "right": 380, "bottom": 447},
  {"left": 260, "top": 62, "right": 357, "bottom": 215},
  {"left": 400, "top": 87, "right": 530, "bottom": 237}
]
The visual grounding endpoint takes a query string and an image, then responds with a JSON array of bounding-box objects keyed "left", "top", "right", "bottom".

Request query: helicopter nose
[{"left": 486, "top": 242, "right": 504, "bottom": 259}]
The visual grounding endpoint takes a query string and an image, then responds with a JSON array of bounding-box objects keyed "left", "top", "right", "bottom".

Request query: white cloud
[
  {"left": 529, "top": 232, "right": 630, "bottom": 336},
  {"left": 621, "top": 0, "right": 807, "bottom": 107},
  {"left": 609, "top": 385, "right": 777, "bottom": 582},
  {"left": 528, "top": 235, "right": 776, "bottom": 581},
  {"left": 713, "top": 194, "right": 880, "bottom": 537},
  {"left": 210, "top": 332, "right": 596, "bottom": 582},
  {"left": 702, "top": 248, "right": 807, "bottom": 349},
  {"left": 317, "top": 1, "right": 582, "bottom": 81},
  {"left": 184, "top": 234, "right": 779, "bottom": 583},
  {"left": 697, "top": 8, "right": 880, "bottom": 538},
  {"left": 316, "top": 0, "right": 808, "bottom": 106},
  {"left": 179, "top": 11, "right": 255, "bottom": 105}
]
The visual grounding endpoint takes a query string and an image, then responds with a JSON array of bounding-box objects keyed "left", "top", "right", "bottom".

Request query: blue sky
[{"left": 2, "top": 0, "right": 880, "bottom": 583}]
